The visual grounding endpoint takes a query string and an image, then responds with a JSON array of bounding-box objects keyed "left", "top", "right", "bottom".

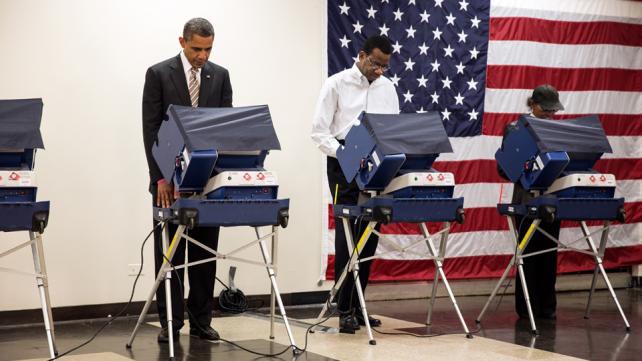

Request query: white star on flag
[
  {"left": 403, "top": 90, "right": 414, "bottom": 103},
  {"left": 393, "top": 8, "right": 404, "bottom": 21},
  {"left": 444, "top": 44, "right": 454, "bottom": 57},
  {"left": 467, "top": 108, "right": 479, "bottom": 121},
  {"left": 454, "top": 92, "right": 465, "bottom": 105},
  {"left": 339, "top": 3, "right": 350, "bottom": 15},
  {"left": 352, "top": 21, "right": 363, "bottom": 34},
  {"left": 404, "top": 58, "right": 416, "bottom": 71},
  {"left": 417, "top": 75, "right": 428, "bottom": 87},
  {"left": 418, "top": 42, "right": 429, "bottom": 55},
  {"left": 430, "top": 91, "right": 440, "bottom": 104},
  {"left": 430, "top": 59, "right": 441, "bottom": 72},
  {"left": 467, "top": 77, "right": 478, "bottom": 90},
  {"left": 392, "top": 41, "right": 403, "bottom": 54},
  {"left": 366, "top": 6, "right": 377, "bottom": 18},
  {"left": 339, "top": 35, "right": 351, "bottom": 48},
  {"left": 441, "top": 76, "right": 452, "bottom": 89},
  {"left": 405, "top": 26, "right": 416, "bottom": 38},
  {"left": 441, "top": 108, "right": 451, "bottom": 120},
  {"left": 446, "top": 13, "right": 456, "bottom": 26},
  {"left": 379, "top": 24, "right": 390, "bottom": 36}
]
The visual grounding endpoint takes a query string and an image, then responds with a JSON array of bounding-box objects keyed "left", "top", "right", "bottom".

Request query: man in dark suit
[{"left": 142, "top": 17, "right": 232, "bottom": 343}]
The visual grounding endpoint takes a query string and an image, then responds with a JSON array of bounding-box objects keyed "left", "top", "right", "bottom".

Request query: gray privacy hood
[
  {"left": 361, "top": 112, "right": 453, "bottom": 155},
  {"left": 165, "top": 104, "right": 281, "bottom": 152},
  {"left": 521, "top": 115, "right": 612, "bottom": 154},
  {"left": 0, "top": 98, "right": 44, "bottom": 149}
]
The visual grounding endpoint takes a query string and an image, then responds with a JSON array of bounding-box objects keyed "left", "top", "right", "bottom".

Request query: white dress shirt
[
  {"left": 311, "top": 64, "right": 400, "bottom": 157},
  {"left": 180, "top": 51, "right": 201, "bottom": 88}
]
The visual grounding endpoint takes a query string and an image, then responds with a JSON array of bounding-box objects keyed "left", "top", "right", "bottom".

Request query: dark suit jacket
[{"left": 142, "top": 54, "right": 233, "bottom": 189}]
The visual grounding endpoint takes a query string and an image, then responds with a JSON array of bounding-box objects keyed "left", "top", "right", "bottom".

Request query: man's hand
[{"left": 156, "top": 182, "right": 175, "bottom": 208}]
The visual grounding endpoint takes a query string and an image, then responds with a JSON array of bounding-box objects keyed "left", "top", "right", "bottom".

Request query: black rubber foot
[
  {"left": 125, "top": 343, "right": 132, "bottom": 349},
  {"left": 532, "top": 330, "right": 539, "bottom": 336},
  {"left": 425, "top": 322, "right": 432, "bottom": 326},
  {"left": 169, "top": 357, "right": 176, "bottom": 361},
  {"left": 584, "top": 316, "right": 590, "bottom": 319},
  {"left": 626, "top": 326, "right": 631, "bottom": 332},
  {"left": 269, "top": 336, "right": 275, "bottom": 340},
  {"left": 369, "top": 340, "right": 377, "bottom": 345},
  {"left": 475, "top": 319, "right": 481, "bottom": 324},
  {"left": 309, "top": 329, "right": 315, "bottom": 333},
  {"left": 466, "top": 334, "right": 473, "bottom": 339},
  {"left": 293, "top": 348, "right": 304, "bottom": 355}
]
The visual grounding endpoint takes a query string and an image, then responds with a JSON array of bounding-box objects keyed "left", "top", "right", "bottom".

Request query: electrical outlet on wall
[{"left": 128, "top": 263, "right": 143, "bottom": 276}]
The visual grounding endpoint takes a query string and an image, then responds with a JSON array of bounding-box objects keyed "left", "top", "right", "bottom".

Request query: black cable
[
  {"left": 160, "top": 251, "right": 298, "bottom": 357},
  {"left": 47, "top": 223, "right": 159, "bottom": 361}
]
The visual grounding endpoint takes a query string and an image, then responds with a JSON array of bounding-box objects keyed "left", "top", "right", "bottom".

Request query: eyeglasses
[{"left": 365, "top": 56, "right": 390, "bottom": 72}]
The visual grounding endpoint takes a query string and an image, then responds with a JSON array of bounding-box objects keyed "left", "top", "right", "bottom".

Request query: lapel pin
[{"left": 206, "top": 75, "right": 211, "bottom": 79}]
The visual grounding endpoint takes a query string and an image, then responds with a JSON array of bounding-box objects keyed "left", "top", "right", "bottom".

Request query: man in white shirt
[{"left": 311, "top": 35, "right": 399, "bottom": 334}]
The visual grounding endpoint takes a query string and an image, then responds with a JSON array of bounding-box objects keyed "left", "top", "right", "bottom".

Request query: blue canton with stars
[{"left": 328, "top": 0, "right": 490, "bottom": 137}]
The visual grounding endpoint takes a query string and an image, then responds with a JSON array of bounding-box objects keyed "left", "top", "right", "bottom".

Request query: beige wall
[{"left": 0, "top": 0, "right": 329, "bottom": 311}]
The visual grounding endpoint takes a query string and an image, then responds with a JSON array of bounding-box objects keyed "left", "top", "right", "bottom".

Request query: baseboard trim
[{"left": 0, "top": 290, "right": 329, "bottom": 327}]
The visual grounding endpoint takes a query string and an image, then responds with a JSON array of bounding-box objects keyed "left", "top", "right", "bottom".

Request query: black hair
[
  {"left": 361, "top": 35, "right": 393, "bottom": 55},
  {"left": 183, "top": 18, "right": 215, "bottom": 40}
]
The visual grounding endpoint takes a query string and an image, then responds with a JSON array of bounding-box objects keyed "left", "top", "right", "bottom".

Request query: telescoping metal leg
[
  {"left": 584, "top": 221, "right": 606, "bottom": 319},
  {"left": 344, "top": 219, "right": 377, "bottom": 345},
  {"left": 257, "top": 226, "right": 298, "bottom": 352},
  {"left": 127, "top": 224, "right": 185, "bottom": 359},
  {"left": 476, "top": 216, "right": 519, "bottom": 323},
  {"left": 580, "top": 221, "right": 630, "bottom": 331},
  {"left": 476, "top": 218, "right": 540, "bottom": 337},
  {"left": 420, "top": 223, "right": 471, "bottom": 337},
  {"left": 269, "top": 226, "right": 278, "bottom": 340},
  {"left": 30, "top": 231, "right": 57, "bottom": 358},
  {"left": 422, "top": 224, "right": 440, "bottom": 326}
]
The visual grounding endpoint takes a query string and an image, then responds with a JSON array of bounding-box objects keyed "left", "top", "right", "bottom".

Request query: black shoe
[
  {"left": 355, "top": 313, "right": 382, "bottom": 327},
  {"left": 157, "top": 328, "right": 180, "bottom": 343},
  {"left": 339, "top": 315, "right": 360, "bottom": 334},
  {"left": 190, "top": 325, "right": 220, "bottom": 341}
]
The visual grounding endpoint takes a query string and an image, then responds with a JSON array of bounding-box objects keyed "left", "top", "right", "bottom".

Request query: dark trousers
[
  {"left": 151, "top": 187, "right": 220, "bottom": 330},
  {"left": 514, "top": 215, "right": 560, "bottom": 317},
  {"left": 327, "top": 157, "right": 379, "bottom": 314}
]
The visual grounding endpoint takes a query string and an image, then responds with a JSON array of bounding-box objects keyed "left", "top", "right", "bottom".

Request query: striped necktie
[{"left": 188, "top": 67, "right": 199, "bottom": 107}]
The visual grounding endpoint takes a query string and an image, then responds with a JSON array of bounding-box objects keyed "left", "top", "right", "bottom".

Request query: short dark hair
[
  {"left": 361, "top": 35, "right": 393, "bottom": 55},
  {"left": 183, "top": 18, "right": 215, "bottom": 40}
]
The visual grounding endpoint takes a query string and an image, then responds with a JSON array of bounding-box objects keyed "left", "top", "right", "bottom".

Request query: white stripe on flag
[{"left": 487, "top": 42, "right": 642, "bottom": 70}]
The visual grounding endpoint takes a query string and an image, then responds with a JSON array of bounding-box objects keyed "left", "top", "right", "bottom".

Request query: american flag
[{"left": 322, "top": 0, "right": 642, "bottom": 281}]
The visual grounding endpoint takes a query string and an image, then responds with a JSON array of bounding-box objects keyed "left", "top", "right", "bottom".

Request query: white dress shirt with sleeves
[{"left": 311, "top": 64, "right": 400, "bottom": 157}]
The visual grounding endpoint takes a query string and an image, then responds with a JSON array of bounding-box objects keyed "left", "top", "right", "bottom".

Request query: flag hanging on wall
[{"left": 322, "top": 0, "right": 642, "bottom": 281}]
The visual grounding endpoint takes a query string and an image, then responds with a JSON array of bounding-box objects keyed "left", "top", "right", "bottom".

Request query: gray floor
[{"left": 0, "top": 288, "right": 639, "bottom": 361}]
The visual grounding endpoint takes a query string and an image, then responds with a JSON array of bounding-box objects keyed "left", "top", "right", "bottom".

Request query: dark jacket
[{"left": 142, "top": 54, "right": 233, "bottom": 190}]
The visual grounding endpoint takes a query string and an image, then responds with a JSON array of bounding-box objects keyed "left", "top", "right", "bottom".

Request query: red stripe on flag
[
  {"left": 433, "top": 160, "right": 505, "bottom": 184},
  {"left": 486, "top": 65, "right": 642, "bottom": 92},
  {"left": 325, "top": 244, "right": 642, "bottom": 281},
  {"left": 490, "top": 17, "right": 642, "bottom": 46},
  {"left": 595, "top": 159, "right": 642, "bottom": 180},
  {"left": 433, "top": 159, "right": 641, "bottom": 184},
  {"left": 483, "top": 113, "right": 642, "bottom": 136}
]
